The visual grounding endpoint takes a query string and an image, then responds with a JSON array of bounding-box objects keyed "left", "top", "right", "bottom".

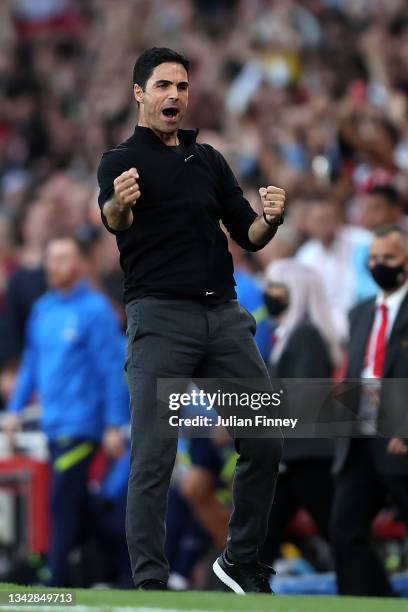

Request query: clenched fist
[
  {"left": 114, "top": 167, "right": 141, "bottom": 209},
  {"left": 259, "top": 186, "right": 285, "bottom": 225}
]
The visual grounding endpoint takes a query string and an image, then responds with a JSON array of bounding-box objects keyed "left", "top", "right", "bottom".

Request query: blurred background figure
[
  {"left": 259, "top": 259, "right": 340, "bottom": 572},
  {"left": 165, "top": 442, "right": 211, "bottom": 591},
  {"left": 296, "top": 199, "right": 377, "bottom": 339},
  {"left": 228, "top": 237, "right": 271, "bottom": 360},
  {"left": 3, "top": 236, "right": 129, "bottom": 586},
  {"left": 361, "top": 185, "right": 407, "bottom": 232},
  {"left": 331, "top": 225, "right": 408, "bottom": 597},
  {"left": 175, "top": 435, "right": 236, "bottom": 590},
  {"left": 264, "top": 259, "right": 341, "bottom": 376},
  {"left": 0, "top": 201, "right": 50, "bottom": 367}
]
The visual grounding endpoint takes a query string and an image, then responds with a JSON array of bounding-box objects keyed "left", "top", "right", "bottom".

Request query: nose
[
  {"left": 168, "top": 85, "right": 179, "bottom": 101},
  {"left": 370, "top": 255, "right": 385, "bottom": 265}
]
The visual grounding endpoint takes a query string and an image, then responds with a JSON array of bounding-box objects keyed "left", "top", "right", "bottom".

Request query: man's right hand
[
  {"left": 103, "top": 426, "right": 126, "bottom": 459},
  {"left": 113, "top": 168, "right": 141, "bottom": 210}
]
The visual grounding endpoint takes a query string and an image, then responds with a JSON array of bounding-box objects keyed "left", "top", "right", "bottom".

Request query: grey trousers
[{"left": 125, "top": 297, "right": 282, "bottom": 586}]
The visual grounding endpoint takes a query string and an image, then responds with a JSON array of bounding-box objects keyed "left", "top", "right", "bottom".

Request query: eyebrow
[{"left": 154, "top": 79, "right": 189, "bottom": 87}]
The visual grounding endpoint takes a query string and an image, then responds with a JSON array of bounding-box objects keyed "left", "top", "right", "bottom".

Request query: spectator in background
[
  {"left": 361, "top": 185, "right": 407, "bottom": 232},
  {"left": 0, "top": 201, "right": 51, "bottom": 367},
  {"left": 165, "top": 439, "right": 210, "bottom": 591},
  {"left": 296, "top": 199, "right": 377, "bottom": 339},
  {"left": 339, "top": 111, "right": 399, "bottom": 179},
  {"left": 228, "top": 237, "right": 270, "bottom": 360},
  {"left": 3, "top": 235, "right": 129, "bottom": 587},
  {"left": 0, "top": 211, "right": 18, "bottom": 310},
  {"left": 331, "top": 225, "right": 408, "bottom": 596},
  {"left": 13, "top": 0, "right": 84, "bottom": 40},
  {"left": 263, "top": 259, "right": 341, "bottom": 377},
  {"left": 180, "top": 436, "right": 236, "bottom": 566},
  {"left": 86, "top": 446, "right": 133, "bottom": 588},
  {"left": 259, "top": 259, "right": 339, "bottom": 568}
]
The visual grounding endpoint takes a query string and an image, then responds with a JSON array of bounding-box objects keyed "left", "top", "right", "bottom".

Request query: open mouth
[{"left": 162, "top": 108, "right": 179, "bottom": 118}]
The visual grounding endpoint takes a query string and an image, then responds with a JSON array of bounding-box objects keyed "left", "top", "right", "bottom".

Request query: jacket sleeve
[
  {"left": 6, "top": 307, "right": 38, "bottom": 413},
  {"left": 210, "top": 147, "right": 260, "bottom": 252},
  {"left": 86, "top": 298, "right": 130, "bottom": 428}
]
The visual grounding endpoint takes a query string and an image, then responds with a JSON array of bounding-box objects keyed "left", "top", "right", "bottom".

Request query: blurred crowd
[{"left": 0, "top": 0, "right": 408, "bottom": 592}]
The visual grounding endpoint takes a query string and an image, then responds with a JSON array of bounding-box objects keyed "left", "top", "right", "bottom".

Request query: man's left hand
[
  {"left": 103, "top": 426, "right": 126, "bottom": 459},
  {"left": 259, "top": 186, "right": 286, "bottom": 224}
]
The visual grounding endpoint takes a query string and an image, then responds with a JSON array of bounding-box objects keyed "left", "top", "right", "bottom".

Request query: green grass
[{"left": 0, "top": 582, "right": 405, "bottom": 611}]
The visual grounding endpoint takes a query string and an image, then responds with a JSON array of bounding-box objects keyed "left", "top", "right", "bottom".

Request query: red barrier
[{"left": 0, "top": 456, "right": 50, "bottom": 554}]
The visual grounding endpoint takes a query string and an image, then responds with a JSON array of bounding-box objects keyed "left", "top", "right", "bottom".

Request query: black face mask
[
  {"left": 370, "top": 263, "right": 406, "bottom": 291},
  {"left": 264, "top": 294, "right": 288, "bottom": 317}
]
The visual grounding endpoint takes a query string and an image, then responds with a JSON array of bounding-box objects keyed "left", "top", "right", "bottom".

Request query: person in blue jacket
[
  {"left": 229, "top": 236, "right": 271, "bottom": 361},
  {"left": 3, "top": 235, "right": 130, "bottom": 586},
  {"left": 234, "top": 268, "right": 270, "bottom": 361}
]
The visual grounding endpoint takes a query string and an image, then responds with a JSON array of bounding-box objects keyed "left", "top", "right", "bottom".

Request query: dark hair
[
  {"left": 368, "top": 184, "right": 402, "bottom": 208},
  {"left": 373, "top": 223, "right": 407, "bottom": 239},
  {"left": 74, "top": 223, "right": 101, "bottom": 255},
  {"left": 49, "top": 233, "right": 90, "bottom": 257},
  {"left": 132, "top": 47, "right": 190, "bottom": 88}
]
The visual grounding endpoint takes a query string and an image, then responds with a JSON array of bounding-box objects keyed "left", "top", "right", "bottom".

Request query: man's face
[
  {"left": 22, "top": 201, "right": 55, "bottom": 246},
  {"left": 134, "top": 62, "right": 188, "bottom": 135},
  {"left": 368, "top": 232, "right": 408, "bottom": 271},
  {"left": 362, "top": 194, "right": 400, "bottom": 231},
  {"left": 45, "top": 239, "right": 84, "bottom": 290},
  {"left": 306, "top": 203, "right": 339, "bottom": 246}
]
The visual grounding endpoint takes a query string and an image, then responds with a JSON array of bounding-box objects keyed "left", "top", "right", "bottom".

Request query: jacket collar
[
  {"left": 131, "top": 126, "right": 199, "bottom": 148},
  {"left": 351, "top": 294, "right": 408, "bottom": 376}
]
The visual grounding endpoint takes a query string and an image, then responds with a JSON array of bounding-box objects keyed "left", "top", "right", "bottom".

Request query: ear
[{"left": 133, "top": 83, "right": 144, "bottom": 104}]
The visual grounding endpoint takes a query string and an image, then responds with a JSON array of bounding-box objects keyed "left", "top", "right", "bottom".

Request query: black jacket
[
  {"left": 97, "top": 127, "right": 260, "bottom": 304},
  {"left": 333, "top": 292, "right": 408, "bottom": 475},
  {"left": 269, "top": 322, "right": 334, "bottom": 462}
]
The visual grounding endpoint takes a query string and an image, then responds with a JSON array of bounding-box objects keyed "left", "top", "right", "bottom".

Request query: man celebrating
[{"left": 97, "top": 47, "right": 285, "bottom": 593}]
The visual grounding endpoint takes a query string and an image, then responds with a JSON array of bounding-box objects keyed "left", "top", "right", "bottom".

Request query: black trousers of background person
[
  {"left": 260, "top": 458, "right": 333, "bottom": 565},
  {"left": 330, "top": 439, "right": 408, "bottom": 596},
  {"left": 124, "top": 297, "right": 283, "bottom": 587},
  {"left": 47, "top": 439, "right": 96, "bottom": 586}
]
